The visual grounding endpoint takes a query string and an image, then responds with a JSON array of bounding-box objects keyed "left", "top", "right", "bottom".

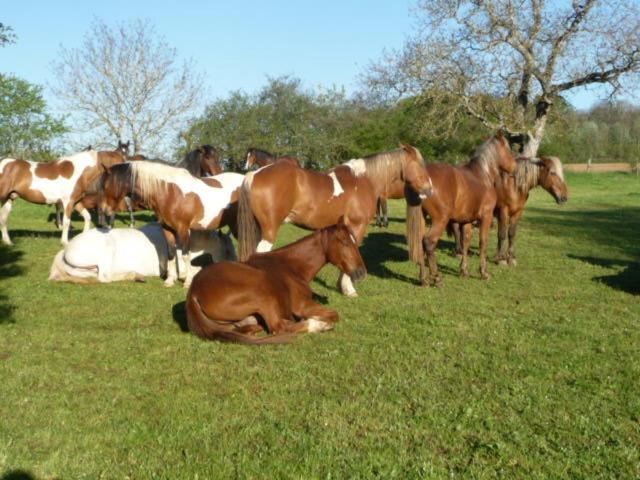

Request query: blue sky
[{"left": 0, "top": 0, "right": 631, "bottom": 116}]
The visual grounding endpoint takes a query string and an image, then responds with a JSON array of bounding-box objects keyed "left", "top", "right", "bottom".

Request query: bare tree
[
  {"left": 363, "top": 1, "right": 640, "bottom": 156},
  {"left": 51, "top": 18, "right": 203, "bottom": 156}
]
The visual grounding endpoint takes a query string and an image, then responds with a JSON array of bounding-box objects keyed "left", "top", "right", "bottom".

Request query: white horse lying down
[{"left": 49, "top": 223, "right": 236, "bottom": 283}]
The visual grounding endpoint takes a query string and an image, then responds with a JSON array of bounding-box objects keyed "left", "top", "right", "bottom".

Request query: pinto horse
[
  {"left": 186, "top": 223, "right": 367, "bottom": 345},
  {"left": 237, "top": 144, "right": 433, "bottom": 296},
  {"left": 0, "top": 148, "right": 125, "bottom": 245},
  {"left": 244, "top": 148, "right": 301, "bottom": 170},
  {"left": 49, "top": 223, "right": 236, "bottom": 284},
  {"left": 451, "top": 156, "right": 568, "bottom": 265},
  {"left": 99, "top": 161, "right": 244, "bottom": 287},
  {"left": 406, "top": 132, "right": 517, "bottom": 286},
  {"left": 180, "top": 145, "right": 222, "bottom": 177}
]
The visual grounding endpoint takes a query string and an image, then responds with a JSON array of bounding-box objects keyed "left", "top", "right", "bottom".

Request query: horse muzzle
[
  {"left": 350, "top": 267, "right": 367, "bottom": 283},
  {"left": 418, "top": 187, "right": 433, "bottom": 200},
  {"left": 556, "top": 195, "right": 568, "bottom": 205}
]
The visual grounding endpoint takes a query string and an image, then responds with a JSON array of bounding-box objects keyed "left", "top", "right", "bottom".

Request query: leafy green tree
[
  {"left": 0, "top": 22, "right": 15, "bottom": 46},
  {"left": 0, "top": 74, "right": 67, "bottom": 159}
]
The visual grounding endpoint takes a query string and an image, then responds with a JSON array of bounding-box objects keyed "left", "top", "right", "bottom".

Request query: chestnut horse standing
[
  {"left": 0, "top": 148, "right": 125, "bottom": 245},
  {"left": 237, "top": 144, "right": 433, "bottom": 296},
  {"left": 406, "top": 133, "right": 517, "bottom": 286},
  {"left": 186, "top": 223, "right": 367, "bottom": 345},
  {"left": 451, "top": 156, "right": 568, "bottom": 266},
  {"left": 99, "top": 161, "right": 244, "bottom": 287},
  {"left": 244, "top": 148, "right": 301, "bottom": 170}
]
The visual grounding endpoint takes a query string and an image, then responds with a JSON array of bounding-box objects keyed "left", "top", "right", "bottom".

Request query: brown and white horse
[
  {"left": 100, "top": 161, "right": 244, "bottom": 287},
  {"left": 451, "top": 156, "right": 568, "bottom": 266},
  {"left": 186, "top": 223, "right": 367, "bottom": 345},
  {"left": 406, "top": 132, "right": 518, "bottom": 286},
  {"left": 1, "top": 148, "right": 125, "bottom": 245},
  {"left": 237, "top": 144, "right": 433, "bottom": 296},
  {"left": 244, "top": 148, "right": 301, "bottom": 170}
]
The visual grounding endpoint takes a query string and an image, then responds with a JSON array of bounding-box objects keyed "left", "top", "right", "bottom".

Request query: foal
[
  {"left": 186, "top": 223, "right": 367, "bottom": 344},
  {"left": 406, "top": 132, "right": 517, "bottom": 286}
]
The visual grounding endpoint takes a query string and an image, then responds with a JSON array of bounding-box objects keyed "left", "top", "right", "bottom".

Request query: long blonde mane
[
  {"left": 130, "top": 161, "right": 195, "bottom": 202},
  {"left": 514, "top": 156, "right": 565, "bottom": 193},
  {"left": 468, "top": 136, "right": 504, "bottom": 180},
  {"left": 346, "top": 147, "right": 424, "bottom": 191}
]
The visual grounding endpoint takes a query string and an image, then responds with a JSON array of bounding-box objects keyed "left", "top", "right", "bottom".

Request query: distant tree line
[{"left": 181, "top": 76, "right": 640, "bottom": 170}]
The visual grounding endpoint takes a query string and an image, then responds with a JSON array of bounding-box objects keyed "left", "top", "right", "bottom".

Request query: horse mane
[
  {"left": 467, "top": 135, "right": 505, "bottom": 181},
  {"left": 513, "top": 156, "right": 565, "bottom": 194},
  {"left": 346, "top": 147, "right": 422, "bottom": 188},
  {"left": 180, "top": 145, "right": 219, "bottom": 177},
  {"left": 130, "top": 160, "right": 195, "bottom": 202}
]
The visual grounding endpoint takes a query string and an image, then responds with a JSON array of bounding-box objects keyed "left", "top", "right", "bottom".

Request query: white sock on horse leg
[
  {"left": 339, "top": 273, "right": 358, "bottom": 297},
  {"left": 61, "top": 215, "right": 71, "bottom": 245},
  {"left": 80, "top": 208, "right": 92, "bottom": 231},
  {"left": 164, "top": 256, "right": 177, "bottom": 287},
  {"left": 256, "top": 240, "right": 273, "bottom": 252},
  {"left": 0, "top": 200, "right": 13, "bottom": 245}
]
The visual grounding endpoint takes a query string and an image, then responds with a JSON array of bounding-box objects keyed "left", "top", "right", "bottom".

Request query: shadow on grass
[
  {"left": 172, "top": 301, "right": 189, "bottom": 333},
  {"left": 0, "top": 243, "right": 25, "bottom": 324},
  {"left": 526, "top": 205, "right": 640, "bottom": 259},
  {"left": 568, "top": 254, "right": 640, "bottom": 295},
  {"left": 1, "top": 470, "right": 37, "bottom": 480}
]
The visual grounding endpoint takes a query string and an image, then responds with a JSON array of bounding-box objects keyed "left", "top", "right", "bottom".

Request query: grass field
[{"left": 1, "top": 172, "right": 639, "bottom": 479}]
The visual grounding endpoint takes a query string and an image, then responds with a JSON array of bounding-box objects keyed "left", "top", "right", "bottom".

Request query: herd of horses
[{"left": 0, "top": 132, "right": 568, "bottom": 344}]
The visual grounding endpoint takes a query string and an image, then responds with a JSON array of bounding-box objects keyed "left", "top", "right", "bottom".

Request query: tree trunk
[{"left": 522, "top": 100, "right": 551, "bottom": 157}]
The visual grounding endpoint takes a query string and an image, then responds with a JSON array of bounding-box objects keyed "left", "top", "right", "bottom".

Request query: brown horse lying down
[{"left": 186, "top": 223, "right": 367, "bottom": 345}]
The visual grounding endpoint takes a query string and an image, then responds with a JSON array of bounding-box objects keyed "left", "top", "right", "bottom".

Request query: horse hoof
[
  {"left": 307, "top": 318, "right": 333, "bottom": 333},
  {"left": 343, "top": 290, "right": 358, "bottom": 298},
  {"left": 508, "top": 258, "right": 517, "bottom": 267},
  {"left": 497, "top": 259, "right": 508, "bottom": 266},
  {"left": 2, "top": 240, "right": 13, "bottom": 247},
  {"left": 163, "top": 279, "right": 175, "bottom": 288},
  {"left": 459, "top": 271, "right": 469, "bottom": 279},
  {"left": 432, "top": 278, "right": 443, "bottom": 288},
  {"left": 481, "top": 272, "right": 491, "bottom": 280}
]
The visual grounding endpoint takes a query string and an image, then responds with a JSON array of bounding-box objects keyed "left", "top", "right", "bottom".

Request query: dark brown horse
[
  {"left": 451, "top": 156, "right": 568, "bottom": 265},
  {"left": 237, "top": 144, "right": 433, "bottom": 296},
  {"left": 406, "top": 132, "right": 517, "bottom": 286},
  {"left": 186, "top": 223, "right": 367, "bottom": 344},
  {"left": 100, "top": 161, "right": 245, "bottom": 287},
  {"left": 244, "top": 148, "right": 301, "bottom": 170},
  {"left": 180, "top": 145, "right": 222, "bottom": 177}
]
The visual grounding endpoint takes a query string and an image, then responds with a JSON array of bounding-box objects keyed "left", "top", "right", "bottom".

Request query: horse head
[
  {"left": 494, "top": 131, "right": 517, "bottom": 175},
  {"left": 400, "top": 144, "right": 433, "bottom": 200},
  {"left": 117, "top": 140, "right": 131, "bottom": 159},
  {"left": 99, "top": 163, "right": 133, "bottom": 215},
  {"left": 200, "top": 145, "right": 222, "bottom": 175},
  {"left": 324, "top": 221, "right": 367, "bottom": 283},
  {"left": 538, "top": 156, "right": 568, "bottom": 204}
]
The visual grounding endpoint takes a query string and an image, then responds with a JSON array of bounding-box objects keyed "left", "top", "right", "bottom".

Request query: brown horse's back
[{"left": 424, "top": 163, "right": 496, "bottom": 223}]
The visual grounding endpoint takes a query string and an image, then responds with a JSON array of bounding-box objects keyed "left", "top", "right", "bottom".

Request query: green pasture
[{"left": 0, "top": 172, "right": 638, "bottom": 478}]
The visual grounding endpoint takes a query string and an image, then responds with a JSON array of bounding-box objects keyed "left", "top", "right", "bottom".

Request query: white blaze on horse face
[
  {"left": 244, "top": 152, "right": 251, "bottom": 170},
  {"left": 328, "top": 171, "right": 344, "bottom": 198},
  {"left": 256, "top": 239, "right": 273, "bottom": 253},
  {"left": 344, "top": 158, "right": 366, "bottom": 177}
]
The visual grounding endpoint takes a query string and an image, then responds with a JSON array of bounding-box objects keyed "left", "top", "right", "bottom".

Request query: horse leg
[
  {"left": 162, "top": 227, "right": 178, "bottom": 287},
  {"left": 375, "top": 198, "right": 382, "bottom": 227},
  {"left": 507, "top": 210, "right": 524, "bottom": 267},
  {"left": 451, "top": 222, "right": 462, "bottom": 257},
  {"left": 61, "top": 201, "right": 73, "bottom": 245},
  {"left": 337, "top": 217, "right": 367, "bottom": 297},
  {"left": 478, "top": 213, "right": 492, "bottom": 279},
  {"left": 179, "top": 228, "right": 194, "bottom": 289},
  {"left": 0, "top": 198, "right": 14, "bottom": 246},
  {"left": 74, "top": 202, "right": 92, "bottom": 232},
  {"left": 459, "top": 223, "right": 473, "bottom": 278},
  {"left": 425, "top": 218, "right": 447, "bottom": 287},
  {"left": 382, "top": 198, "right": 389, "bottom": 228},
  {"left": 55, "top": 203, "right": 63, "bottom": 230},
  {"left": 495, "top": 208, "right": 509, "bottom": 265},
  {"left": 294, "top": 298, "right": 339, "bottom": 331},
  {"left": 125, "top": 197, "right": 135, "bottom": 227}
]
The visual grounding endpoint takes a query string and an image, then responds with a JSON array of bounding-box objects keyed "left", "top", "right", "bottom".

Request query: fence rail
[{"left": 564, "top": 162, "right": 639, "bottom": 173}]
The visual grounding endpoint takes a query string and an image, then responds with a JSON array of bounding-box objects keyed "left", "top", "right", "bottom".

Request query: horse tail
[
  {"left": 48, "top": 250, "right": 97, "bottom": 284},
  {"left": 185, "top": 294, "right": 294, "bottom": 345},
  {"left": 237, "top": 173, "right": 261, "bottom": 261},
  {"left": 405, "top": 188, "right": 425, "bottom": 264}
]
